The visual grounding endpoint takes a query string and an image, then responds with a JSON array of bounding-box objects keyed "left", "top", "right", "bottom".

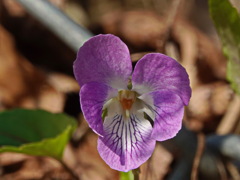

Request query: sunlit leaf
[
  {"left": 209, "top": 0, "right": 240, "bottom": 94},
  {"left": 0, "top": 109, "right": 77, "bottom": 160}
]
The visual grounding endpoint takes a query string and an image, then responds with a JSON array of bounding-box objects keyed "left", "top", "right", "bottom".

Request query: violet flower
[{"left": 73, "top": 34, "right": 191, "bottom": 172}]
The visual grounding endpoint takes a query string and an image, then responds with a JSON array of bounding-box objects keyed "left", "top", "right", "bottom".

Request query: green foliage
[
  {"left": 120, "top": 171, "right": 134, "bottom": 180},
  {"left": 209, "top": 0, "right": 240, "bottom": 94},
  {"left": 0, "top": 109, "right": 77, "bottom": 160}
]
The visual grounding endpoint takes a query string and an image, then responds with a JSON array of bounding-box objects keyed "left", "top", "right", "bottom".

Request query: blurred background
[{"left": 0, "top": 0, "right": 240, "bottom": 179}]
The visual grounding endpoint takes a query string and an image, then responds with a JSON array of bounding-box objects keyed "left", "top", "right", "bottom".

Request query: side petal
[
  {"left": 132, "top": 53, "right": 191, "bottom": 105},
  {"left": 98, "top": 103, "right": 156, "bottom": 172},
  {"left": 73, "top": 34, "right": 132, "bottom": 89},
  {"left": 139, "top": 90, "right": 184, "bottom": 141},
  {"left": 80, "top": 82, "right": 118, "bottom": 136}
]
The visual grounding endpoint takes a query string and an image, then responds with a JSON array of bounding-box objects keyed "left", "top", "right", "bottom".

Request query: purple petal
[
  {"left": 132, "top": 53, "right": 191, "bottom": 105},
  {"left": 80, "top": 82, "right": 118, "bottom": 136},
  {"left": 73, "top": 34, "right": 132, "bottom": 89},
  {"left": 139, "top": 90, "right": 184, "bottom": 141},
  {"left": 98, "top": 112, "right": 155, "bottom": 171}
]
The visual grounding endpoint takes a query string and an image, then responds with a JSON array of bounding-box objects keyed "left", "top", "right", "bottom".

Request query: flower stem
[{"left": 132, "top": 168, "right": 140, "bottom": 180}]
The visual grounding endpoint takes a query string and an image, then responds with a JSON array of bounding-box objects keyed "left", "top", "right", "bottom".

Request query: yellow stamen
[
  {"left": 120, "top": 98, "right": 134, "bottom": 110},
  {"left": 118, "top": 90, "right": 136, "bottom": 118}
]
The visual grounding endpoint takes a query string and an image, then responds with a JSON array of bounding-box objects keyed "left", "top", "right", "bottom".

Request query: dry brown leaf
[
  {"left": 100, "top": 10, "right": 226, "bottom": 89},
  {"left": 37, "top": 85, "right": 66, "bottom": 113},
  {"left": 101, "top": 10, "right": 167, "bottom": 49},
  {"left": 0, "top": 153, "right": 30, "bottom": 166},
  {"left": 140, "top": 143, "right": 173, "bottom": 180},
  {"left": 74, "top": 132, "right": 118, "bottom": 180},
  {"left": 72, "top": 113, "right": 89, "bottom": 141},
  {"left": 0, "top": 25, "right": 67, "bottom": 112},
  {"left": 0, "top": 25, "right": 34, "bottom": 107},
  {"left": 172, "top": 18, "right": 199, "bottom": 88},
  {"left": 2, "top": 0, "right": 25, "bottom": 17},
  {"left": 196, "top": 28, "right": 226, "bottom": 81},
  {"left": 1, "top": 156, "right": 71, "bottom": 180},
  {"left": 187, "top": 82, "right": 233, "bottom": 132},
  {"left": 47, "top": 73, "right": 80, "bottom": 93},
  {"left": 188, "top": 82, "right": 233, "bottom": 121}
]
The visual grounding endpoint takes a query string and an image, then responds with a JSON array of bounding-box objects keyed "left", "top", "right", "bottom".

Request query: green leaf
[
  {"left": 120, "top": 171, "right": 134, "bottom": 180},
  {"left": 0, "top": 109, "right": 77, "bottom": 160},
  {"left": 209, "top": 0, "right": 240, "bottom": 94}
]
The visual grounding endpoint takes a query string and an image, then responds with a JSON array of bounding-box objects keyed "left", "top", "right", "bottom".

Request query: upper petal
[
  {"left": 139, "top": 90, "right": 184, "bottom": 141},
  {"left": 80, "top": 82, "right": 118, "bottom": 136},
  {"left": 73, "top": 34, "right": 132, "bottom": 89},
  {"left": 132, "top": 53, "right": 191, "bottom": 105},
  {"left": 98, "top": 100, "right": 156, "bottom": 172}
]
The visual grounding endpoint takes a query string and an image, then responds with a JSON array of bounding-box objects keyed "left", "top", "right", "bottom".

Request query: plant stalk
[{"left": 132, "top": 168, "right": 140, "bottom": 180}]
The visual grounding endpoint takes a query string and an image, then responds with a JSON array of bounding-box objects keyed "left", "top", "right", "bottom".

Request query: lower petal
[
  {"left": 97, "top": 112, "right": 155, "bottom": 172},
  {"left": 139, "top": 90, "right": 184, "bottom": 141},
  {"left": 80, "top": 82, "right": 118, "bottom": 136}
]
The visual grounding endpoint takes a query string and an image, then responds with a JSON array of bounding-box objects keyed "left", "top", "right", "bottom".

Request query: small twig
[
  {"left": 226, "top": 161, "right": 240, "bottom": 180},
  {"left": 165, "top": 41, "right": 180, "bottom": 61},
  {"left": 217, "top": 94, "right": 240, "bottom": 134},
  {"left": 191, "top": 133, "right": 205, "bottom": 180},
  {"left": 58, "top": 159, "right": 79, "bottom": 180},
  {"left": 156, "top": 0, "right": 183, "bottom": 51},
  {"left": 164, "top": 126, "right": 198, "bottom": 180},
  {"left": 141, "top": 0, "right": 150, "bottom": 8},
  {"left": 16, "top": 0, "right": 93, "bottom": 52},
  {"left": 140, "top": 155, "right": 152, "bottom": 180},
  {"left": 207, "top": 135, "right": 240, "bottom": 161},
  {"left": 132, "top": 167, "right": 140, "bottom": 180},
  {"left": 72, "top": 114, "right": 89, "bottom": 142},
  {"left": 130, "top": 52, "right": 152, "bottom": 63},
  {"left": 164, "top": 0, "right": 182, "bottom": 29},
  {"left": 216, "top": 159, "right": 228, "bottom": 180},
  {"left": 235, "top": 117, "right": 240, "bottom": 133}
]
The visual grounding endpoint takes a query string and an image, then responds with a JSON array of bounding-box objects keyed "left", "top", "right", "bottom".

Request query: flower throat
[{"left": 118, "top": 90, "right": 137, "bottom": 118}]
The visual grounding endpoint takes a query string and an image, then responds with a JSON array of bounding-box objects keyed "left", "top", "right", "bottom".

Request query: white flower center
[
  {"left": 102, "top": 89, "right": 155, "bottom": 123},
  {"left": 118, "top": 90, "right": 137, "bottom": 118}
]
